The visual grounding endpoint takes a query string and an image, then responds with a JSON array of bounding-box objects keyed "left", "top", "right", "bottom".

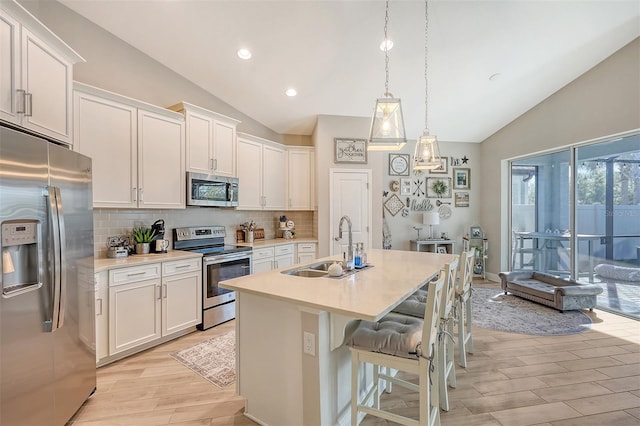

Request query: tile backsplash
[{"left": 94, "top": 207, "right": 316, "bottom": 258}]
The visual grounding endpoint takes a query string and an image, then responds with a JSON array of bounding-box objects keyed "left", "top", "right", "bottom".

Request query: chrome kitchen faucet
[{"left": 337, "top": 215, "right": 354, "bottom": 270}]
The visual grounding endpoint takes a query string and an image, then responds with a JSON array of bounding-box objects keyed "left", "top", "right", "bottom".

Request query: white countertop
[
  {"left": 236, "top": 237, "right": 317, "bottom": 248},
  {"left": 221, "top": 249, "right": 457, "bottom": 321},
  {"left": 93, "top": 250, "right": 202, "bottom": 272}
]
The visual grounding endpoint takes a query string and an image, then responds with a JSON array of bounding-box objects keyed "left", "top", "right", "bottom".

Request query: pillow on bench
[{"left": 594, "top": 264, "right": 640, "bottom": 282}]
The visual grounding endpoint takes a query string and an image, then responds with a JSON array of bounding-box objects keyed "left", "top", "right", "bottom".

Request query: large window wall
[{"left": 510, "top": 132, "right": 640, "bottom": 318}]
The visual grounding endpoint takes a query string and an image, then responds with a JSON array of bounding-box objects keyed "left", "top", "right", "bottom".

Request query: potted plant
[{"left": 132, "top": 227, "right": 156, "bottom": 254}]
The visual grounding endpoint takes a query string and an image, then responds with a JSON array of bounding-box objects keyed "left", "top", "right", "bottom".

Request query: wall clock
[{"left": 389, "top": 154, "right": 410, "bottom": 176}]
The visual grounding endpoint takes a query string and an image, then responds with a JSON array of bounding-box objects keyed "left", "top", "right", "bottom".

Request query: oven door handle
[{"left": 203, "top": 253, "right": 252, "bottom": 265}]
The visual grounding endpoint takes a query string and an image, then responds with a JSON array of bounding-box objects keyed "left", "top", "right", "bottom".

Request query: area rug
[
  {"left": 170, "top": 331, "right": 235, "bottom": 388},
  {"left": 471, "top": 287, "right": 592, "bottom": 335}
]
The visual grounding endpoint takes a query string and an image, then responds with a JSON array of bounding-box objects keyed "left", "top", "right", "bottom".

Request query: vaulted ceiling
[{"left": 59, "top": 0, "right": 639, "bottom": 142}]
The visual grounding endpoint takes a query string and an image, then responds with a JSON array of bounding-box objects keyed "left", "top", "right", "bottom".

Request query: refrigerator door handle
[
  {"left": 55, "top": 187, "right": 67, "bottom": 329},
  {"left": 46, "top": 187, "right": 66, "bottom": 331}
]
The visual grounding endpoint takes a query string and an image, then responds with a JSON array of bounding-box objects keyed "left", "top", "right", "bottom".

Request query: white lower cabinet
[
  {"left": 251, "top": 244, "right": 295, "bottom": 273},
  {"left": 252, "top": 246, "right": 275, "bottom": 274},
  {"left": 296, "top": 242, "right": 317, "bottom": 264},
  {"left": 108, "top": 264, "right": 162, "bottom": 355},
  {"left": 274, "top": 244, "right": 295, "bottom": 269},
  {"left": 100, "top": 257, "right": 201, "bottom": 364},
  {"left": 162, "top": 259, "right": 202, "bottom": 335}
]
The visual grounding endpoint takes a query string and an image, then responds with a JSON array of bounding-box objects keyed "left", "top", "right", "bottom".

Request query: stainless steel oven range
[{"left": 173, "top": 226, "right": 252, "bottom": 330}]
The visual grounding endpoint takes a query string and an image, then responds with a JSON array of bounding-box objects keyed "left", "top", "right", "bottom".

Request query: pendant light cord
[
  {"left": 384, "top": 0, "right": 390, "bottom": 96},
  {"left": 424, "top": 0, "right": 429, "bottom": 133}
]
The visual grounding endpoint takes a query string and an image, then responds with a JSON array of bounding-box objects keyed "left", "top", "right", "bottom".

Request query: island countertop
[{"left": 221, "top": 248, "right": 457, "bottom": 321}]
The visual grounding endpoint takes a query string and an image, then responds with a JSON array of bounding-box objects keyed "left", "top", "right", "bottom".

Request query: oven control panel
[{"left": 174, "top": 226, "right": 226, "bottom": 241}]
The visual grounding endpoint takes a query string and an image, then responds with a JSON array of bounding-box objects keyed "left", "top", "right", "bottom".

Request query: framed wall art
[
  {"left": 426, "top": 177, "right": 452, "bottom": 198},
  {"left": 400, "top": 178, "right": 412, "bottom": 195},
  {"left": 429, "top": 156, "right": 448, "bottom": 174},
  {"left": 455, "top": 192, "right": 469, "bottom": 207},
  {"left": 334, "top": 138, "right": 367, "bottom": 164},
  {"left": 389, "top": 153, "right": 410, "bottom": 176},
  {"left": 453, "top": 168, "right": 471, "bottom": 189}
]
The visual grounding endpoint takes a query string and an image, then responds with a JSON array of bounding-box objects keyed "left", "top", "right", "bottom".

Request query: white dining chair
[
  {"left": 347, "top": 276, "right": 444, "bottom": 426},
  {"left": 456, "top": 249, "right": 475, "bottom": 368}
]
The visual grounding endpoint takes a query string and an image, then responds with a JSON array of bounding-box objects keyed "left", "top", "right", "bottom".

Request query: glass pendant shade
[
  {"left": 367, "top": 95, "right": 407, "bottom": 151},
  {"left": 413, "top": 131, "right": 442, "bottom": 170}
]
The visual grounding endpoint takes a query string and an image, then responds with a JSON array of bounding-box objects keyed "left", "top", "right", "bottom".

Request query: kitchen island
[{"left": 220, "top": 248, "right": 456, "bottom": 426}]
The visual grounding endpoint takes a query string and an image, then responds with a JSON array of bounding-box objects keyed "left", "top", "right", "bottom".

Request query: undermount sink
[
  {"left": 281, "top": 261, "right": 372, "bottom": 278},
  {"left": 287, "top": 269, "right": 328, "bottom": 278}
]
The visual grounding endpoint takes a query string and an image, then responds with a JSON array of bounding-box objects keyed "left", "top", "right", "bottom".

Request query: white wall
[{"left": 479, "top": 37, "right": 640, "bottom": 277}]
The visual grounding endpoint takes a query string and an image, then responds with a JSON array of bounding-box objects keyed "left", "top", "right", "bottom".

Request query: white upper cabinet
[
  {"left": 287, "top": 147, "right": 315, "bottom": 210},
  {"left": 74, "top": 83, "right": 185, "bottom": 209},
  {"left": 73, "top": 89, "right": 137, "bottom": 208},
  {"left": 137, "top": 109, "right": 185, "bottom": 209},
  {"left": 0, "top": 1, "right": 84, "bottom": 144},
  {"left": 262, "top": 144, "right": 287, "bottom": 210},
  {"left": 237, "top": 133, "right": 287, "bottom": 210},
  {"left": 168, "top": 102, "right": 240, "bottom": 177}
]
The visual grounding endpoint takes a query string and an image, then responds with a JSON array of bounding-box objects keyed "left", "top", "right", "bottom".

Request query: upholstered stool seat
[
  {"left": 348, "top": 313, "right": 424, "bottom": 359},
  {"left": 392, "top": 289, "right": 428, "bottom": 318}
]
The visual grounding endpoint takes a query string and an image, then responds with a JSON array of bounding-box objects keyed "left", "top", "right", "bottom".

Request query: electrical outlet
[{"left": 303, "top": 331, "right": 315, "bottom": 356}]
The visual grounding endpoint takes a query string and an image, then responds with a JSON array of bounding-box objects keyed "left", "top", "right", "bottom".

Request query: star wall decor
[{"left": 462, "top": 155, "right": 469, "bottom": 164}]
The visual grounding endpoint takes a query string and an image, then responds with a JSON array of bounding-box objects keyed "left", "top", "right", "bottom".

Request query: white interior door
[{"left": 330, "top": 169, "right": 371, "bottom": 256}]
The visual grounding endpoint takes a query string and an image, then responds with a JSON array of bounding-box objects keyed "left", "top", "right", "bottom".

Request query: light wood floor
[{"left": 69, "top": 282, "right": 640, "bottom": 426}]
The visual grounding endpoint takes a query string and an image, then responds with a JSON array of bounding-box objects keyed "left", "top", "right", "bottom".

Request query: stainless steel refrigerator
[{"left": 0, "top": 124, "right": 96, "bottom": 425}]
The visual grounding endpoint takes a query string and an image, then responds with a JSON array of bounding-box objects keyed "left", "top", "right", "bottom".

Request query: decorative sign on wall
[
  {"left": 410, "top": 198, "right": 433, "bottom": 211},
  {"left": 389, "top": 153, "right": 410, "bottom": 176},
  {"left": 334, "top": 138, "right": 367, "bottom": 164},
  {"left": 455, "top": 192, "right": 469, "bottom": 207},
  {"left": 384, "top": 193, "right": 405, "bottom": 216}
]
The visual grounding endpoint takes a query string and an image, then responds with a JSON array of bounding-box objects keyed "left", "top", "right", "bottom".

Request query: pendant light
[
  {"left": 413, "top": 0, "right": 442, "bottom": 170},
  {"left": 367, "top": 0, "right": 406, "bottom": 151}
]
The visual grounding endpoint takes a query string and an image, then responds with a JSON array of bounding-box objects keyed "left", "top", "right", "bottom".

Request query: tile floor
[
  {"left": 69, "top": 281, "right": 640, "bottom": 426},
  {"left": 361, "top": 282, "right": 640, "bottom": 426}
]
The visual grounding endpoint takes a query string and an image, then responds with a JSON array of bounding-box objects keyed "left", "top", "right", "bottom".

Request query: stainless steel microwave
[{"left": 187, "top": 172, "right": 239, "bottom": 207}]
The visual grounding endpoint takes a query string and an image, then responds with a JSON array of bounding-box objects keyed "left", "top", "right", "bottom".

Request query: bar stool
[
  {"left": 456, "top": 250, "right": 475, "bottom": 368},
  {"left": 347, "top": 276, "right": 445, "bottom": 426},
  {"left": 390, "top": 260, "right": 459, "bottom": 411}
]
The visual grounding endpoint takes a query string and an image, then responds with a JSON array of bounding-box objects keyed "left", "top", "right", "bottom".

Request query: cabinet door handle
[
  {"left": 213, "top": 159, "right": 218, "bottom": 170},
  {"left": 133, "top": 187, "right": 137, "bottom": 202},
  {"left": 139, "top": 188, "right": 144, "bottom": 201},
  {"left": 157, "top": 285, "right": 162, "bottom": 300},
  {"left": 24, "top": 93, "right": 33, "bottom": 117},
  {"left": 96, "top": 298, "right": 103, "bottom": 316},
  {"left": 209, "top": 158, "right": 214, "bottom": 170},
  {"left": 175, "top": 264, "right": 190, "bottom": 269},
  {"left": 127, "top": 271, "right": 146, "bottom": 277},
  {"left": 162, "top": 284, "right": 167, "bottom": 299},
  {"left": 16, "top": 89, "right": 26, "bottom": 114}
]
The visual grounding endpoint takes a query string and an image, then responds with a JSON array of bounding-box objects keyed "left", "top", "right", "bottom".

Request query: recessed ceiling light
[
  {"left": 379, "top": 38, "right": 394, "bottom": 51},
  {"left": 285, "top": 88, "right": 297, "bottom": 97},
  {"left": 237, "top": 48, "right": 252, "bottom": 60}
]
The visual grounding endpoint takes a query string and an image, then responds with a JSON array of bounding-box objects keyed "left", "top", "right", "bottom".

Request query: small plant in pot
[{"left": 132, "top": 227, "right": 156, "bottom": 254}]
